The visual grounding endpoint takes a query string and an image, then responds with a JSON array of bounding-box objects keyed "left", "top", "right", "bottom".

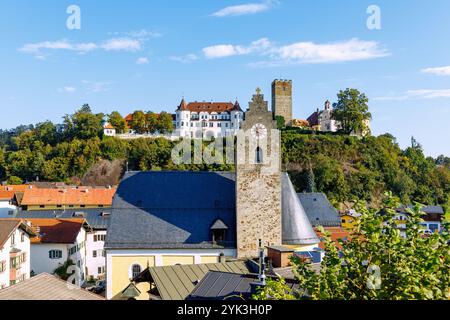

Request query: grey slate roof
[
  {"left": 14, "top": 209, "right": 111, "bottom": 230},
  {"left": 297, "top": 192, "right": 341, "bottom": 227},
  {"left": 143, "top": 261, "right": 253, "bottom": 300},
  {"left": 105, "top": 171, "right": 237, "bottom": 249},
  {"left": 187, "top": 271, "right": 300, "bottom": 300},
  {"left": 105, "top": 171, "right": 319, "bottom": 250},
  {"left": 0, "top": 273, "right": 104, "bottom": 300}
]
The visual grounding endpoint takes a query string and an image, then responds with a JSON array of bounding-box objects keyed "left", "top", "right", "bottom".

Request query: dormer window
[{"left": 210, "top": 219, "right": 228, "bottom": 244}]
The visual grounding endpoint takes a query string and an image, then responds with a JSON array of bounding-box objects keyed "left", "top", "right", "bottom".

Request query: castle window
[{"left": 256, "top": 147, "right": 263, "bottom": 164}]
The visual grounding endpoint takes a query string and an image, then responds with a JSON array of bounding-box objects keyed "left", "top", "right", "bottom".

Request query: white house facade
[
  {"left": 175, "top": 99, "right": 244, "bottom": 138},
  {"left": 86, "top": 229, "right": 106, "bottom": 279},
  {"left": 0, "top": 220, "right": 35, "bottom": 289}
]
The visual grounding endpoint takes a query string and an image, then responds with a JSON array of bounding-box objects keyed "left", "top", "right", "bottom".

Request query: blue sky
[{"left": 1, "top": 0, "right": 449, "bottom": 157}]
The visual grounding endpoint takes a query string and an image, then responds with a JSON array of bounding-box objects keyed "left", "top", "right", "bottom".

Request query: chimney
[{"left": 219, "top": 252, "right": 226, "bottom": 263}]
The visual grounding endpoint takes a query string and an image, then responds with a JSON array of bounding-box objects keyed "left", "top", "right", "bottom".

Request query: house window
[
  {"left": 102, "top": 250, "right": 106, "bottom": 257},
  {"left": 0, "top": 261, "right": 6, "bottom": 273},
  {"left": 98, "top": 267, "right": 105, "bottom": 274},
  {"left": 21, "top": 233, "right": 25, "bottom": 243},
  {"left": 39, "top": 205, "right": 45, "bottom": 208},
  {"left": 131, "top": 264, "right": 142, "bottom": 279},
  {"left": 93, "top": 251, "right": 97, "bottom": 258},
  {"left": 49, "top": 250, "right": 63, "bottom": 259},
  {"left": 11, "top": 234, "right": 15, "bottom": 246},
  {"left": 57, "top": 205, "right": 62, "bottom": 208}
]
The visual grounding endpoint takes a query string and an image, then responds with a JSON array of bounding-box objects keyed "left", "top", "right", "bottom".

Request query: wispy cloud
[
  {"left": 201, "top": 38, "right": 388, "bottom": 66},
  {"left": 170, "top": 54, "right": 198, "bottom": 63},
  {"left": 421, "top": 66, "right": 450, "bottom": 76},
  {"left": 58, "top": 86, "right": 76, "bottom": 93},
  {"left": 82, "top": 80, "right": 112, "bottom": 93},
  {"left": 136, "top": 57, "right": 149, "bottom": 65},
  {"left": 18, "top": 30, "right": 158, "bottom": 57},
  {"left": 212, "top": 1, "right": 277, "bottom": 17},
  {"left": 101, "top": 38, "right": 141, "bottom": 51},
  {"left": 203, "top": 38, "right": 272, "bottom": 59},
  {"left": 374, "top": 89, "right": 450, "bottom": 101}
]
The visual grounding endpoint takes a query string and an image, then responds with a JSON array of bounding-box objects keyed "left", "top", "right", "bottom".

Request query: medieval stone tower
[
  {"left": 271, "top": 79, "right": 293, "bottom": 125},
  {"left": 236, "top": 88, "right": 282, "bottom": 259}
]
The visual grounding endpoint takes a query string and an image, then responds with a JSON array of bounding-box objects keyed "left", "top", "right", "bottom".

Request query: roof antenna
[{"left": 258, "top": 239, "right": 266, "bottom": 286}]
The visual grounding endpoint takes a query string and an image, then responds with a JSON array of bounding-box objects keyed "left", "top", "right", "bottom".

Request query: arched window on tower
[{"left": 256, "top": 147, "right": 263, "bottom": 164}]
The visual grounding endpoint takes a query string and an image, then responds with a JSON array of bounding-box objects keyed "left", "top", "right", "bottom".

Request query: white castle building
[{"left": 175, "top": 99, "right": 244, "bottom": 138}]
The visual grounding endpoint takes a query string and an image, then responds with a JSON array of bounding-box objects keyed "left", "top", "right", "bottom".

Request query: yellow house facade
[
  {"left": 106, "top": 248, "right": 236, "bottom": 300},
  {"left": 340, "top": 211, "right": 361, "bottom": 230}
]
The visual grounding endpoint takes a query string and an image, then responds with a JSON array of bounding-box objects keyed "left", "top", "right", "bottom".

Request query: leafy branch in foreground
[{"left": 253, "top": 194, "right": 450, "bottom": 300}]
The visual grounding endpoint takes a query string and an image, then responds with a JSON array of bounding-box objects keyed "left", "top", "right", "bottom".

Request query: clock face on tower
[{"left": 251, "top": 123, "right": 267, "bottom": 140}]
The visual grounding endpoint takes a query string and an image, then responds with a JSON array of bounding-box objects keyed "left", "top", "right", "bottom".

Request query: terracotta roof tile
[
  {"left": 315, "top": 227, "right": 349, "bottom": 250},
  {"left": 27, "top": 218, "right": 86, "bottom": 244},
  {"left": 21, "top": 187, "right": 116, "bottom": 206}
]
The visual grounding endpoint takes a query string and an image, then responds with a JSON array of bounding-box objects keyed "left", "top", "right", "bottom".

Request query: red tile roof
[
  {"left": 27, "top": 218, "right": 87, "bottom": 244},
  {"left": 20, "top": 187, "right": 116, "bottom": 206},
  {"left": 178, "top": 99, "right": 242, "bottom": 113},
  {"left": 315, "top": 227, "right": 350, "bottom": 250}
]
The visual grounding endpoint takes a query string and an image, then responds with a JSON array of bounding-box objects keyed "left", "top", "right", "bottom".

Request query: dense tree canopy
[{"left": 331, "top": 88, "right": 372, "bottom": 135}]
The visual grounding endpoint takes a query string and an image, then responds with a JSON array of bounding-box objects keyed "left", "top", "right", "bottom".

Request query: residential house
[
  {"left": 0, "top": 185, "right": 32, "bottom": 218},
  {"left": 0, "top": 219, "right": 36, "bottom": 289},
  {"left": 20, "top": 187, "right": 116, "bottom": 211},
  {"left": 340, "top": 210, "right": 361, "bottom": 230},
  {"left": 16, "top": 209, "right": 110, "bottom": 280},
  {"left": 26, "top": 218, "right": 89, "bottom": 281},
  {"left": 103, "top": 123, "right": 116, "bottom": 137},
  {"left": 0, "top": 273, "right": 104, "bottom": 300}
]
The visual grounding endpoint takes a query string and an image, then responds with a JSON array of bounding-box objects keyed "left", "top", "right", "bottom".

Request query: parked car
[{"left": 88, "top": 280, "right": 106, "bottom": 294}]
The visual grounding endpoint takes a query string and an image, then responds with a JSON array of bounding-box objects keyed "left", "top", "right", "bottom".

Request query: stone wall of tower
[
  {"left": 272, "top": 79, "right": 293, "bottom": 125},
  {"left": 236, "top": 90, "right": 282, "bottom": 259}
]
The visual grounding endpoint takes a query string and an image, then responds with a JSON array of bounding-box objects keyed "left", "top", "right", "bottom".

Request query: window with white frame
[{"left": 131, "top": 264, "right": 142, "bottom": 279}]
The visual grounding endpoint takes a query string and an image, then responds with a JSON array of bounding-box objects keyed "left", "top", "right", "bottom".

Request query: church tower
[
  {"left": 236, "top": 88, "right": 282, "bottom": 259},
  {"left": 272, "top": 79, "right": 293, "bottom": 125}
]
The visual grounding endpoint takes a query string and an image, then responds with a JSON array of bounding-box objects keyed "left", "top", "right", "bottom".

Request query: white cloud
[
  {"left": 170, "top": 54, "right": 198, "bottom": 63},
  {"left": 19, "top": 40, "right": 97, "bottom": 54},
  {"left": 212, "top": 1, "right": 276, "bottom": 17},
  {"left": 82, "top": 80, "right": 112, "bottom": 93},
  {"left": 101, "top": 38, "right": 141, "bottom": 51},
  {"left": 201, "top": 38, "right": 388, "bottom": 65},
  {"left": 203, "top": 38, "right": 272, "bottom": 59},
  {"left": 126, "top": 29, "right": 162, "bottom": 39},
  {"left": 136, "top": 57, "right": 149, "bottom": 65},
  {"left": 421, "top": 66, "right": 450, "bottom": 76},
  {"left": 374, "top": 89, "right": 450, "bottom": 101},
  {"left": 57, "top": 86, "right": 76, "bottom": 93},
  {"left": 19, "top": 36, "right": 144, "bottom": 57},
  {"left": 275, "top": 38, "right": 388, "bottom": 64}
]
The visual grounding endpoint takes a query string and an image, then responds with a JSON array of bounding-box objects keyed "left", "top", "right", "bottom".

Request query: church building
[{"left": 104, "top": 88, "right": 319, "bottom": 300}]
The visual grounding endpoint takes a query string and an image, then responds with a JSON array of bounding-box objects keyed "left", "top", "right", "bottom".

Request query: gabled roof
[
  {"left": 210, "top": 219, "right": 228, "bottom": 230},
  {"left": 106, "top": 171, "right": 319, "bottom": 249},
  {"left": 187, "top": 271, "right": 300, "bottom": 300},
  {"left": 315, "top": 227, "right": 349, "bottom": 250},
  {"left": 0, "top": 273, "right": 104, "bottom": 300},
  {"left": 106, "top": 171, "right": 237, "bottom": 249},
  {"left": 27, "top": 218, "right": 87, "bottom": 244},
  {"left": 142, "top": 261, "right": 253, "bottom": 300},
  {"left": 297, "top": 193, "right": 341, "bottom": 227},
  {"left": 178, "top": 101, "right": 240, "bottom": 114},
  {"left": 0, "top": 219, "right": 36, "bottom": 248},
  {"left": 21, "top": 187, "right": 116, "bottom": 206}
]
